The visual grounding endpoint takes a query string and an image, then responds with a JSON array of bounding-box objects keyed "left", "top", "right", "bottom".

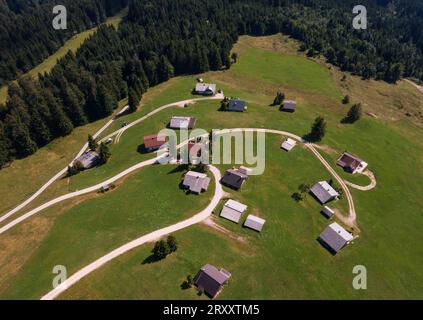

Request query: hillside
[
  {"left": 0, "top": 7, "right": 128, "bottom": 105},
  {"left": 0, "top": 34, "right": 422, "bottom": 300},
  {"left": 2, "top": 0, "right": 423, "bottom": 171}
]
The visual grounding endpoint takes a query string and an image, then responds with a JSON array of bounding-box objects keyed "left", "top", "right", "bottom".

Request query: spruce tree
[
  {"left": 98, "top": 142, "right": 111, "bottom": 164},
  {"left": 88, "top": 134, "right": 98, "bottom": 151},
  {"left": 4, "top": 113, "right": 37, "bottom": 157},
  {"left": 62, "top": 85, "right": 88, "bottom": 126},
  {"left": 209, "top": 45, "right": 222, "bottom": 70},
  {"left": 128, "top": 88, "right": 140, "bottom": 113},
  {"left": 158, "top": 56, "right": 175, "bottom": 82},
  {"left": 273, "top": 92, "right": 285, "bottom": 106},
  {"left": 44, "top": 91, "right": 74, "bottom": 136},
  {"left": 309, "top": 116, "right": 326, "bottom": 142},
  {"left": 97, "top": 84, "right": 116, "bottom": 117},
  {"left": 345, "top": 103, "right": 362, "bottom": 123},
  {"left": 0, "top": 122, "right": 10, "bottom": 167}
]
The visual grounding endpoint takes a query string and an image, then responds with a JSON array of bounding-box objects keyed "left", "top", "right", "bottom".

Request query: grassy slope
[
  {"left": 0, "top": 164, "right": 214, "bottom": 299},
  {"left": 63, "top": 36, "right": 423, "bottom": 300},
  {"left": 0, "top": 7, "right": 128, "bottom": 214},
  {"left": 0, "top": 34, "right": 422, "bottom": 299},
  {"left": 0, "top": 7, "right": 128, "bottom": 105},
  {"left": 0, "top": 99, "right": 128, "bottom": 216}
]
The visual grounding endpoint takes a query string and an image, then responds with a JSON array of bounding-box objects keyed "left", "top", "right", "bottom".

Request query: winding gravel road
[
  {"left": 0, "top": 105, "right": 129, "bottom": 224},
  {"left": 215, "top": 128, "right": 356, "bottom": 225},
  {"left": 41, "top": 165, "right": 223, "bottom": 300},
  {"left": 108, "top": 93, "right": 224, "bottom": 144},
  {"left": 38, "top": 128, "right": 358, "bottom": 300},
  {"left": 0, "top": 94, "right": 358, "bottom": 300},
  {"left": 0, "top": 94, "right": 223, "bottom": 223},
  {"left": 344, "top": 170, "right": 377, "bottom": 191}
]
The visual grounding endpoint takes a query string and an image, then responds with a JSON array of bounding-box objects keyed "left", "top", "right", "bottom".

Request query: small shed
[
  {"left": 281, "top": 138, "right": 297, "bottom": 151},
  {"left": 244, "top": 214, "right": 266, "bottom": 232},
  {"left": 321, "top": 206, "right": 334, "bottom": 218},
  {"left": 280, "top": 100, "right": 297, "bottom": 112},
  {"left": 220, "top": 199, "right": 248, "bottom": 223}
]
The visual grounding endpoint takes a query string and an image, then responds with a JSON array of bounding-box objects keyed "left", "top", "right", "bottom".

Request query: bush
[
  {"left": 152, "top": 240, "right": 171, "bottom": 260},
  {"left": 291, "top": 192, "right": 303, "bottom": 202},
  {"left": 342, "top": 95, "right": 350, "bottom": 104},
  {"left": 167, "top": 235, "right": 178, "bottom": 253}
]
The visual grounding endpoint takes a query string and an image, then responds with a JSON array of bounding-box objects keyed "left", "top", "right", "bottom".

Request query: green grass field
[
  {"left": 0, "top": 34, "right": 422, "bottom": 299},
  {"left": 0, "top": 7, "right": 127, "bottom": 105},
  {"left": 0, "top": 164, "right": 214, "bottom": 299}
]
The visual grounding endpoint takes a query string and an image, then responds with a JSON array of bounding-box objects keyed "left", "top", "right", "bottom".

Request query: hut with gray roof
[
  {"left": 169, "top": 116, "right": 196, "bottom": 130},
  {"left": 227, "top": 98, "right": 246, "bottom": 112},
  {"left": 74, "top": 151, "right": 100, "bottom": 169},
  {"left": 193, "top": 264, "right": 231, "bottom": 298},
  {"left": 221, "top": 168, "right": 248, "bottom": 190},
  {"left": 194, "top": 83, "right": 216, "bottom": 96},
  {"left": 318, "top": 222, "right": 353, "bottom": 254},
  {"left": 244, "top": 214, "right": 266, "bottom": 232},
  {"left": 182, "top": 171, "right": 210, "bottom": 194},
  {"left": 280, "top": 99, "right": 297, "bottom": 112},
  {"left": 220, "top": 199, "right": 247, "bottom": 223},
  {"left": 310, "top": 181, "right": 339, "bottom": 204}
]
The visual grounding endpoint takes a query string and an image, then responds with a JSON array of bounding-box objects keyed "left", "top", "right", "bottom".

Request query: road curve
[
  {"left": 0, "top": 122, "right": 357, "bottom": 298},
  {"left": 105, "top": 93, "right": 224, "bottom": 144},
  {"left": 0, "top": 105, "right": 129, "bottom": 224},
  {"left": 39, "top": 128, "right": 357, "bottom": 300},
  {"left": 0, "top": 93, "right": 222, "bottom": 223},
  {"left": 214, "top": 128, "right": 356, "bottom": 225},
  {"left": 344, "top": 170, "right": 376, "bottom": 191},
  {"left": 0, "top": 127, "right": 356, "bottom": 235},
  {"left": 0, "top": 157, "right": 159, "bottom": 235},
  {"left": 41, "top": 165, "right": 223, "bottom": 300}
]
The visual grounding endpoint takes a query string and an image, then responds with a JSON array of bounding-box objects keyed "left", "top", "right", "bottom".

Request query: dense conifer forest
[
  {"left": 0, "top": 0, "right": 422, "bottom": 167},
  {"left": 0, "top": 0, "right": 129, "bottom": 83}
]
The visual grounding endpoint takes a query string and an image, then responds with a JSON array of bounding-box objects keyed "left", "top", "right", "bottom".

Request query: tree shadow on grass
[
  {"left": 167, "top": 163, "right": 189, "bottom": 174},
  {"left": 302, "top": 133, "right": 321, "bottom": 143},
  {"left": 340, "top": 117, "right": 355, "bottom": 124},
  {"left": 137, "top": 144, "right": 150, "bottom": 154},
  {"left": 142, "top": 254, "right": 164, "bottom": 265}
]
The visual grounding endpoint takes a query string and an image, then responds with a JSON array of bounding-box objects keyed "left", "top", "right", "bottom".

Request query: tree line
[
  {"left": 1, "top": 0, "right": 423, "bottom": 168},
  {"left": 0, "top": 0, "right": 128, "bottom": 84}
]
